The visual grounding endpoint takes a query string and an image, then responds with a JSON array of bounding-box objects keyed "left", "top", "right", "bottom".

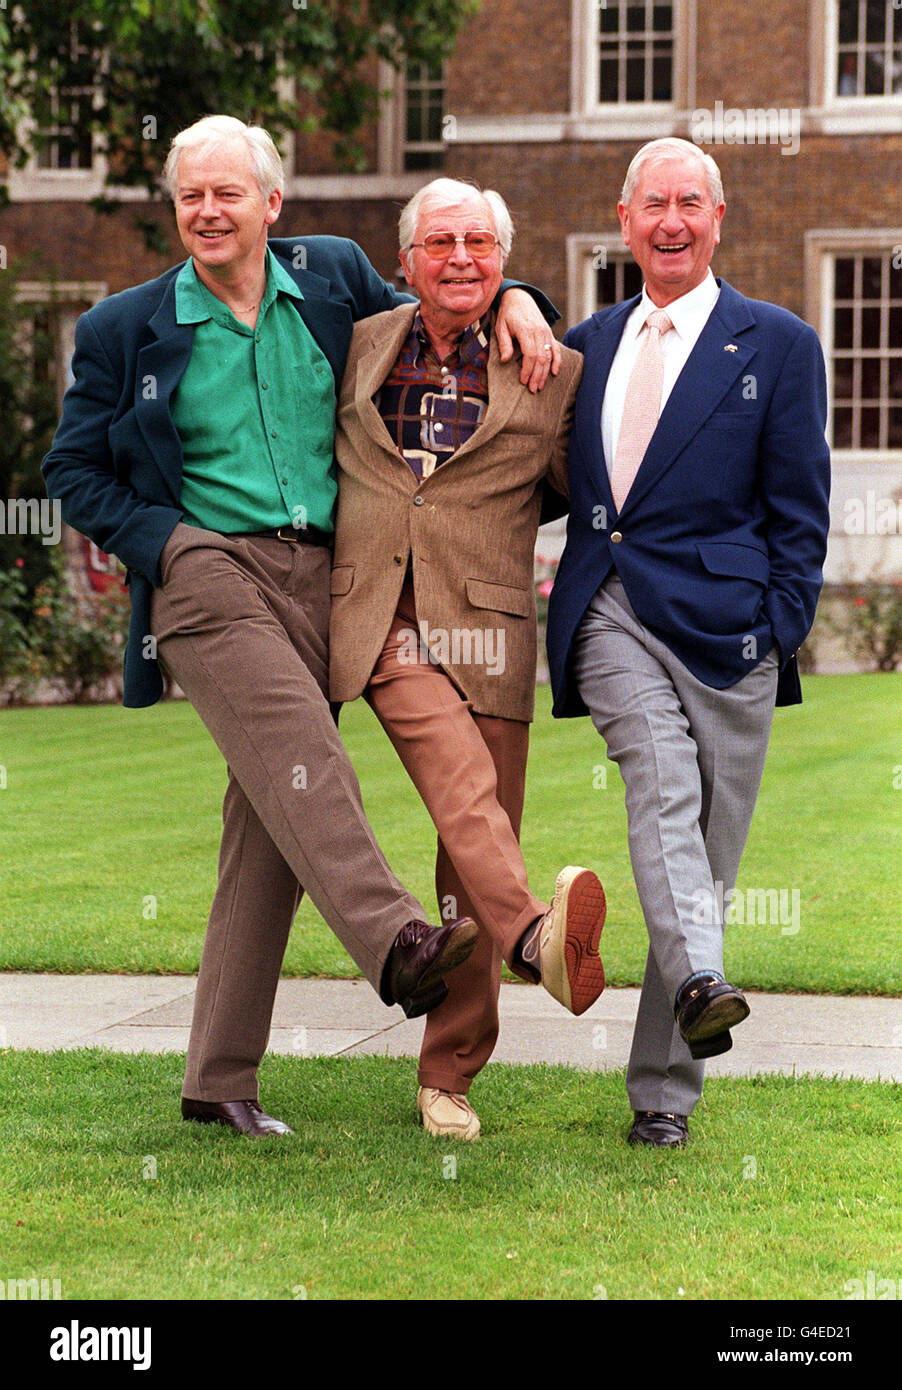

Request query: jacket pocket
[
  {"left": 696, "top": 541, "right": 769, "bottom": 586},
  {"left": 466, "top": 578, "right": 530, "bottom": 617},
  {"left": 330, "top": 564, "right": 355, "bottom": 597}
]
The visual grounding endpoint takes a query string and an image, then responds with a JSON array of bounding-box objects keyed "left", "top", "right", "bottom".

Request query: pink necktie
[{"left": 610, "top": 308, "right": 673, "bottom": 511}]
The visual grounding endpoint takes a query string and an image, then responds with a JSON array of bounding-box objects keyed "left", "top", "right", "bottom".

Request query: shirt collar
[
  {"left": 175, "top": 246, "right": 302, "bottom": 327},
  {"left": 628, "top": 269, "right": 720, "bottom": 342},
  {"left": 412, "top": 309, "right": 492, "bottom": 367}
]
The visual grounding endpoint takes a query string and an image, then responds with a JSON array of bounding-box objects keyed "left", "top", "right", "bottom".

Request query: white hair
[
  {"left": 621, "top": 138, "right": 724, "bottom": 208},
  {"left": 163, "top": 115, "right": 283, "bottom": 200},
  {"left": 399, "top": 178, "right": 514, "bottom": 263}
]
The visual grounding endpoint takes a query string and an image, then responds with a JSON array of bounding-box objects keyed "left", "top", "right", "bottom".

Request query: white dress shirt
[{"left": 601, "top": 270, "right": 721, "bottom": 475}]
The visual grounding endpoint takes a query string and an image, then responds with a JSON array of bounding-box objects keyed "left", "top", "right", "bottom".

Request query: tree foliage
[{"left": 0, "top": 0, "right": 476, "bottom": 196}]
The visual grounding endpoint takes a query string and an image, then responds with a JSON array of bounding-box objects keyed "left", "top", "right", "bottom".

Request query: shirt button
[
  {"left": 611, "top": 531, "right": 623, "bottom": 543},
  {"left": 434, "top": 423, "right": 443, "bottom": 433},
  {"left": 261, "top": 381, "right": 269, "bottom": 390},
  {"left": 414, "top": 496, "right": 425, "bottom": 506},
  {"left": 393, "top": 554, "right": 404, "bottom": 565}
]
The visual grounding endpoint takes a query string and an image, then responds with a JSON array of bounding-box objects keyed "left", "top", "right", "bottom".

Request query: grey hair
[
  {"left": 163, "top": 115, "right": 284, "bottom": 200},
  {"left": 621, "top": 138, "right": 724, "bottom": 208},
  {"left": 399, "top": 178, "right": 513, "bottom": 263}
]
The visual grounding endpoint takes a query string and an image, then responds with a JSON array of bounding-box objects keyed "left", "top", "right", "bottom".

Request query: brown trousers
[
  {"left": 366, "top": 582, "right": 547, "bottom": 1095},
  {"left": 150, "top": 524, "right": 426, "bottom": 1102}
]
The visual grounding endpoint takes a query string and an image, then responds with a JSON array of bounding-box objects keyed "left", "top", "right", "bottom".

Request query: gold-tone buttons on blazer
[
  {"left": 414, "top": 496, "right": 425, "bottom": 506},
  {"left": 611, "top": 531, "right": 623, "bottom": 543}
]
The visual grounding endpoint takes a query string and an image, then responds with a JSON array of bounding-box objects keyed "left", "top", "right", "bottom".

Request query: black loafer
[
  {"left": 674, "top": 972, "right": 749, "bottom": 1060},
  {"left": 628, "top": 1111, "right": 689, "bottom": 1147},
  {"left": 383, "top": 918, "right": 479, "bottom": 1018},
  {"left": 181, "top": 1098, "right": 294, "bottom": 1136}
]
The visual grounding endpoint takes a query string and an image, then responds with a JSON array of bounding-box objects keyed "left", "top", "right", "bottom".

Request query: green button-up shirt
[{"left": 171, "top": 248, "right": 337, "bottom": 534}]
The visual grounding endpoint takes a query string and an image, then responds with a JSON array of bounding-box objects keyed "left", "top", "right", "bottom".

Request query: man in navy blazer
[
  {"left": 42, "top": 116, "right": 559, "bottom": 1137},
  {"left": 547, "top": 138, "right": 830, "bottom": 1146}
]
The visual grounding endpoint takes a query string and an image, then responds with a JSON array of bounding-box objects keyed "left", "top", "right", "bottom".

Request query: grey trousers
[
  {"left": 572, "top": 577, "right": 778, "bottom": 1115},
  {"left": 150, "top": 523, "right": 426, "bottom": 1102}
]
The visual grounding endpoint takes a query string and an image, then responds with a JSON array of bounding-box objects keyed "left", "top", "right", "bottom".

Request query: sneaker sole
[{"left": 543, "top": 867, "right": 607, "bottom": 1015}]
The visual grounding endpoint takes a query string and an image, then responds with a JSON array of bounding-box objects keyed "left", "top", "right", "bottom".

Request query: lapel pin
[{"left": 724, "top": 344, "right": 738, "bottom": 353}]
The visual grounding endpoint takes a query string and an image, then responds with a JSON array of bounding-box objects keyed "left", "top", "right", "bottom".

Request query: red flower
[
  {"left": 854, "top": 597, "right": 865, "bottom": 606},
  {"left": 15, "top": 558, "right": 24, "bottom": 567}
]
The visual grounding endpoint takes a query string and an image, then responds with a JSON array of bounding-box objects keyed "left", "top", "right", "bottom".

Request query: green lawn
[
  {"left": 0, "top": 1050, "right": 897, "bottom": 1302},
  {"left": 0, "top": 674, "right": 899, "bottom": 992}
]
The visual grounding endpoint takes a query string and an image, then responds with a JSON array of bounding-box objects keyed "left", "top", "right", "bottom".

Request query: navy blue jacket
[
  {"left": 547, "top": 280, "right": 831, "bottom": 714},
  {"left": 43, "top": 236, "right": 553, "bottom": 707}
]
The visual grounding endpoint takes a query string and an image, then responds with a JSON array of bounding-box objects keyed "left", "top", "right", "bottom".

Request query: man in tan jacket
[{"left": 330, "top": 178, "right": 605, "bottom": 1140}]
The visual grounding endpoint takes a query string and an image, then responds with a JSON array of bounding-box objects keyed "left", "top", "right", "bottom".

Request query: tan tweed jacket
[{"left": 329, "top": 304, "right": 583, "bottom": 721}]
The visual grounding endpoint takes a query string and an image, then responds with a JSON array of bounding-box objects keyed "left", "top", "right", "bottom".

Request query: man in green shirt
[{"left": 43, "top": 115, "right": 561, "bottom": 1137}]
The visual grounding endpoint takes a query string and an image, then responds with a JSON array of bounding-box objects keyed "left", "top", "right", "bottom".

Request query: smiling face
[
  {"left": 618, "top": 152, "right": 725, "bottom": 307},
  {"left": 400, "top": 192, "right": 504, "bottom": 339},
  {"left": 174, "top": 137, "right": 281, "bottom": 285}
]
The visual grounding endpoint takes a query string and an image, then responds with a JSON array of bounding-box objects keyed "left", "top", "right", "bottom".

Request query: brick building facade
[{"left": 2, "top": 0, "right": 900, "bottom": 582}]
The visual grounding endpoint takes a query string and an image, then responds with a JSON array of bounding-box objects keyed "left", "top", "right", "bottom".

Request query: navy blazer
[
  {"left": 43, "top": 236, "right": 554, "bottom": 708},
  {"left": 546, "top": 279, "right": 831, "bottom": 715}
]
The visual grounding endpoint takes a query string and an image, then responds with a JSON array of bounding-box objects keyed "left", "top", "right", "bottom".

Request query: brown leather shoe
[
  {"left": 383, "top": 918, "right": 479, "bottom": 1018},
  {"left": 181, "top": 1098, "right": 294, "bottom": 1136}
]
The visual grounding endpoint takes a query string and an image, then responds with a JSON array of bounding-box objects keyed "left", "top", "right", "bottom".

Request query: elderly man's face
[
  {"left": 618, "top": 153, "right": 725, "bottom": 307},
  {"left": 174, "top": 137, "right": 281, "bottom": 279},
  {"left": 400, "top": 193, "right": 504, "bottom": 333}
]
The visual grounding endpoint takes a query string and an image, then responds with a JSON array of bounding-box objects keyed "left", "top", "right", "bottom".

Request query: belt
[{"left": 244, "top": 526, "right": 334, "bottom": 548}]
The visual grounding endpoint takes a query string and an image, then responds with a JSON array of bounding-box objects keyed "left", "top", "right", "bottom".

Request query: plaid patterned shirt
[{"left": 375, "top": 311, "right": 491, "bottom": 481}]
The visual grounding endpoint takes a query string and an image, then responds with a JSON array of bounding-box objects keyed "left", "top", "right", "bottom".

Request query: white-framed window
[
  {"left": 833, "top": 0, "right": 902, "bottom": 98},
  {"left": 16, "top": 282, "right": 107, "bottom": 408},
  {"left": 401, "top": 61, "right": 446, "bottom": 172},
  {"left": 32, "top": 21, "right": 98, "bottom": 173},
  {"left": 806, "top": 233, "right": 902, "bottom": 458},
  {"left": 595, "top": 0, "right": 676, "bottom": 104},
  {"left": 567, "top": 234, "right": 643, "bottom": 324},
  {"left": 815, "top": 0, "right": 902, "bottom": 127},
  {"left": 828, "top": 250, "right": 902, "bottom": 453},
  {"left": 570, "top": 0, "right": 691, "bottom": 140}
]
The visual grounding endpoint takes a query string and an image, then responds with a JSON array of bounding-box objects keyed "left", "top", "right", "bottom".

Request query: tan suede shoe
[
  {"left": 417, "top": 1086, "right": 481, "bottom": 1141},
  {"left": 538, "top": 865, "right": 607, "bottom": 1015}
]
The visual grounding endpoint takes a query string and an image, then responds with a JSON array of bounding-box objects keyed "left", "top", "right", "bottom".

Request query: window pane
[
  {"left": 652, "top": 50, "right": 672, "bottom": 99},
  {"left": 625, "top": 51, "right": 646, "bottom": 100},
  {"left": 834, "top": 257, "right": 855, "bottom": 299},
  {"left": 837, "top": 0, "right": 859, "bottom": 45},
  {"left": 860, "top": 356, "right": 882, "bottom": 399},
  {"left": 834, "top": 307, "right": 855, "bottom": 348},
  {"left": 626, "top": 4, "right": 646, "bottom": 33},
  {"left": 861, "top": 307, "right": 882, "bottom": 347},
  {"left": 889, "top": 262, "right": 902, "bottom": 301},
  {"left": 861, "top": 257, "right": 883, "bottom": 297},
  {"left": 859, "top": 407, "right": 881, "bottom": 447},
  {"left": 600, "top": 2, "right": 620, "bottom": 34},
  {"left": 866, "top": 0, "right": 886, "bottom": 44},
  {"left": 837, "top": 51, "right": 860, "bottom": 94},
  {"left": 889, "top": 306, "right": 902, "bottom": 345},
  {"left": 653, "top": 5, "right": 672, "bottom": 31},
  {"left": 624, "top": 261, "right": 643, "bottom": 297},
  {"left": 833, "top": 407, "right": 853, "bottom": 448},
  {"left": 599, "top": 57, "right": 620, "bottom": 102},
  {"left": 888, "top": 407, "right": 902, "bottom": 448},
  {"left": 833, "top": 357, "right": 854, "bottom": 398}
]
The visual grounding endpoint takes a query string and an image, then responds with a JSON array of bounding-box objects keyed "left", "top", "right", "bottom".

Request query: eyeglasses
[{"left": 409, "top": 231, "right": 499, "bottom": 259}]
